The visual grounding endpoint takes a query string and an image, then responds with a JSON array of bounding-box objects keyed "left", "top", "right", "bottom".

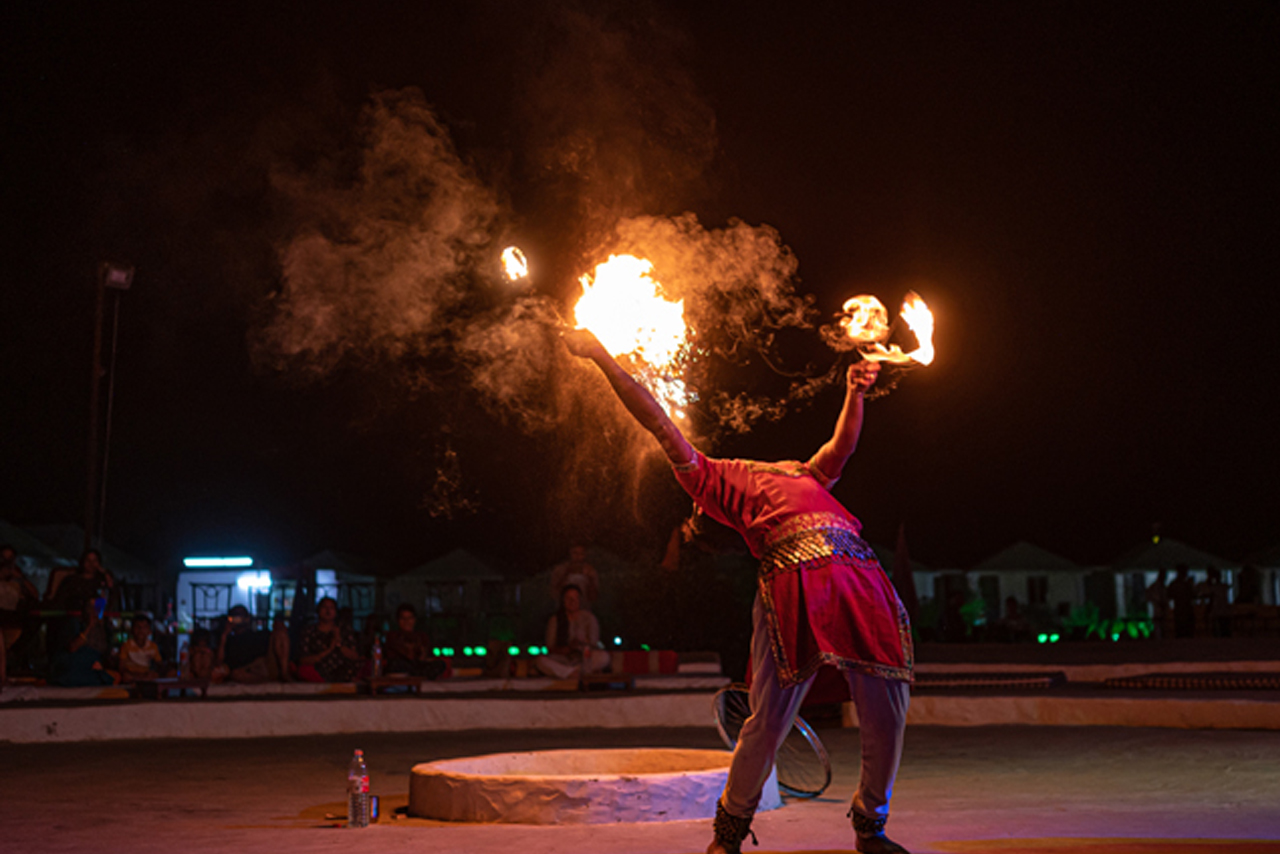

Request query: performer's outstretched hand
[
  {"left": 848, "top": 360, "right": 880, "bottom": 395},
  {"left": 562, "top": 328, "right": 609, "bottom": 361},
  {"left": 562, "top": 325, "right": 694, "bottom": 466}
]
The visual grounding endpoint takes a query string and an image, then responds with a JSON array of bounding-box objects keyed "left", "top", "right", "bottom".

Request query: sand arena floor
[{"left": 3, "top": 724, "right": 1279, "bottom": 854}]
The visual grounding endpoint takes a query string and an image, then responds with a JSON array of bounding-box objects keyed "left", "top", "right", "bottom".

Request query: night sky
[{"left": 3, "top": 2, "right": 1277, "bottom": 576}]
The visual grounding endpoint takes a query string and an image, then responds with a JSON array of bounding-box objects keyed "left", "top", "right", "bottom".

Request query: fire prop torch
[
  {"left": 500, "top": 246, "right": 529, "bottom": 284},
  {"left": 832, "top": 292, "right": 935, "bottom": 398},
  {"left": 501, "top": 245, "right": 692, "bottom": 421}
]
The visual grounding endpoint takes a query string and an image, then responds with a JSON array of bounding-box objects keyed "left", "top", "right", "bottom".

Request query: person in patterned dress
[{"left": 565, "top": 328, "right": 912, "bottom": 854}]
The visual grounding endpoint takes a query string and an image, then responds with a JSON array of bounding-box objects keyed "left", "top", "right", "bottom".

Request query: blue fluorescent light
[
  {"left": 236, "top": 571, "right": 272, "bottom": 592},
  {"left": 183, "top": 556, "right": 254, "bottom": 568}
]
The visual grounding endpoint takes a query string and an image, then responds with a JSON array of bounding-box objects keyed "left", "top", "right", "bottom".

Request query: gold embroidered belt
[{"left": 760, "top": 512, "right": 877, "bottom": 581}]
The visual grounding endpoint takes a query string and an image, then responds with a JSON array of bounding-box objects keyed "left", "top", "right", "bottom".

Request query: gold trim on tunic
[{"left": 758, "top": 512, "right": 914, "bottom": 686}]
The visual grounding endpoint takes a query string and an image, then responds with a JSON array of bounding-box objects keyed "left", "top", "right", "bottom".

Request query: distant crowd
[
  {"left": 5, "top": 543, "right": 1271, "bottom": 688},
  {"left": 1, "top": 542, "right": 622, "bottom": 689},
  {"left": 0, "top": 545, "right": 456, "bottom": 688}
]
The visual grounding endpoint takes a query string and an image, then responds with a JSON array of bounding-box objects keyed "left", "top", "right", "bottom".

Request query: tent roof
[
  {"left": 869, "top": 543, "right": 932, "bottom": 575},
  {"left": 1244, "top": 544, "right": 1280, "bottom": 567},
  {"left": 972, "top": 541, "right": 1080, "bottom": 573},
  {"left": 22, "top": 523, "right": 158, "bottom": 583},
  {"left": 299, "top": 549, "right": 390, "bottom": 580},
  {"left": 403, "top": 548, "right": 506, "bottom": 581},
  {"left": 0, "top": 520, "right": 68, "bottom": 563},
  {"left": 1110, "top": 537, "right": 1235, "bottom": 571}
]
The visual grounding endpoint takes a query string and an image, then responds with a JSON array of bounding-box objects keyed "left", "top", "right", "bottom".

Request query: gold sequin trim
[
  {"left": 757, "top": 515, "right": 914, "bottom": 686},
  {"left": 743, "top": 459, "right": 811, "bottom": 478}
]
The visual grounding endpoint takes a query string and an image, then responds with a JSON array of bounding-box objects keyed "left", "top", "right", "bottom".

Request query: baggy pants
[{"left": 722, "top": 594, "right": 910, "bottom": 822}]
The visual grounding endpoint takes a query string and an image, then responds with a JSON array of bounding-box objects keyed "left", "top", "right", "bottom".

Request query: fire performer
[{"left": 563, "top": 328, "right": 912, "bottom": 854}]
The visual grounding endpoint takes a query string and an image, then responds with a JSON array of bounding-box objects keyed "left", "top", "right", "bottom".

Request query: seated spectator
[
  {"left": 119, "top": 614, "right": 169, "bottom": 683},
  {"left": 50, "top": 597, "right": 117, "bottom": 686},
  {"left": 535, "top": 584, "right": 610, "bottom": 680},
  {"left": 215, "top": 605, "right": 284, "bottom": 684},
  {"left": 267, "top": 614, "right": 293, "bottom": 681},
  {"left": 187, "top": 627, "right": 216, "bottom": 681},
  {"left": 550, "top": 544, "right": 600, "bottom": 606},
  {"left": 384, "top": 603, "right": 448, "bottom": 680},
  {"left": 298, "top": 596, "right": 364, "bottom": 682},
  {"left": 998, "top": 596, "right": 1032, "bottom": 643}
]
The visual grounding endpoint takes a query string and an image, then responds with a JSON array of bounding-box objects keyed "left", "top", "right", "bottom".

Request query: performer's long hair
[{"left": 554, "top": 584, "right": 582, "bottom": 649}]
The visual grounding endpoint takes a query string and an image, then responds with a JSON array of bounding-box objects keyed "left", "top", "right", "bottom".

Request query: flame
[
  {"left": 573, "top": 254, "right": 690, "bottom": 418},
  {"left": 859, "top": 291, "right": 935, "bottom": 365},
  {"left": 501, "top": 246, "right": 529, "bottom": 282},
  {"left": 839, "top": 295, "right": 890, "bottom": 344}
]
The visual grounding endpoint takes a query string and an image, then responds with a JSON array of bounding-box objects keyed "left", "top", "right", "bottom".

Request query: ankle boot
[
  {"left": 707, "top": 802, "right": 757, "bottom": 854},
  {"left": 850, "top": 808, "right": 909, "bottom": 854}
]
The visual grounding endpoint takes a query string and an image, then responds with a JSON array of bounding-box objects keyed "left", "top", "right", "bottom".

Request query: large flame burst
[{"left": 573, "top": 254, "right": 692, "bottom": 419}]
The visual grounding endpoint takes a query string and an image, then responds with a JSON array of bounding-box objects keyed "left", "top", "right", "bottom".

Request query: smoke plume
[{"left": 257, "top": 89, "right": 503, "bottom": 377}]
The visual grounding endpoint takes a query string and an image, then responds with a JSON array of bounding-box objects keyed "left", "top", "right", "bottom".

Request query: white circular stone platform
[{"left": 409, "top": 747, "right": 781, "bottom": 824}]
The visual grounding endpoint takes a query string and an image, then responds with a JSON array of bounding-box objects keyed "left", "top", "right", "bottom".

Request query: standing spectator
[
  {"left": 550, "top": 544, "right": 600, "bottom": 606},
  {"left": 46, "top": 549, "right": 115, "bottom": 610},
  {"left": 1237, "top": 564, "right": 1262, "bottom": 606},
  {"left": 384, "top": 603, "right": 448, "bottom": 679},
  {"left": 1167, "top": 565, "right": 1197, "bottom": 639},
  {"left": 1196, "top": 567, "right": 1232, "bottom": 638},
  {"left": 298, "top": 596, "right": 364, "bottom": 682},
  {"left": 1145, "top": 570, "right": 1170, "bottom": 639},
  {"left": 0, "top": 545, "right": 40, "bottom": 678},
  {"left": 535, "top": 584, "right": 610, "bottom": 680},
  {"left": 118, "top": 614, "right": 167, "bottom": 683}
]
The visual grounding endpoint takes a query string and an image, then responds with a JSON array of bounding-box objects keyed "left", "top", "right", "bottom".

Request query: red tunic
[{"left": 674, "top": 451, "right": 913, "bottom": 687}]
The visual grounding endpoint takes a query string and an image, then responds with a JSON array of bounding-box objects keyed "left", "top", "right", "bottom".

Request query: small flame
[
  {"left": 501, "top": 246, "right": 529, "bottom": 282},
  {"left": 839, "top": 295, "right": 890, "bottom": 344},
  {"left": 860, "top": 291, "right": 935, "bottom": 366},
  {"left": 573, "top": 254, "right": 690, "bottom": 418}
]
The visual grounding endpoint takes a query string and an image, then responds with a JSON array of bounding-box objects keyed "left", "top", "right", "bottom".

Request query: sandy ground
[{"left": 3, "top": 724, "right": 1279, "bottom": 854}]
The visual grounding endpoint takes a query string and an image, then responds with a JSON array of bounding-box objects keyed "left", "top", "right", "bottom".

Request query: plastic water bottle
[{"left": 347, "top": 749, "right": 370, "bottom": 828}]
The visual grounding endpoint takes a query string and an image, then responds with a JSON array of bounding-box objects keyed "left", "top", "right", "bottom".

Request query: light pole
[{"left": 84, "top": 261, "right": 133, "bottom": 551}]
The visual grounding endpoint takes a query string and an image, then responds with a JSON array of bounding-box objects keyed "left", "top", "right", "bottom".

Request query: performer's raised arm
[
  {"left": 809, "top": 360, "right": 879, "bottom": 484},
  {"left": 563, "top": 328, "right": 695, "bottom": 467}
]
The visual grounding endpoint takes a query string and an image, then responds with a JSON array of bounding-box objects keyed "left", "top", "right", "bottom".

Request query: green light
[
  {"left": 476, "top": 646, "right": 487, "bottom": 657},
  {"left": 1110, "top": 633, "right": 1120, "bottom": 642},
  {"left": 432, "top": 647, "right": 441, "bottom": 657},
  {"left": 443, "top": 647, "right": 455, "bottom": 657},
  {"left": 463, "top": 646, "right": 474, "bottom": 656},
  {"left": 1049, "top": 633, "right": 1060, "bottom": 643},
  {"left": 527, "top": 646, "right": 539, "bottom": 655},
  {"left": 640, "top": 643, "right": 651, "bottom": 651},
  {"left": 541, "top": 646, "right": 549, "bottom": 655},
  {"left": 508, "top": 646, "right": 520, "bottom": 656},
  {"left": 1037, "top": 633, "right": 1048, "bottom": 643}
]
